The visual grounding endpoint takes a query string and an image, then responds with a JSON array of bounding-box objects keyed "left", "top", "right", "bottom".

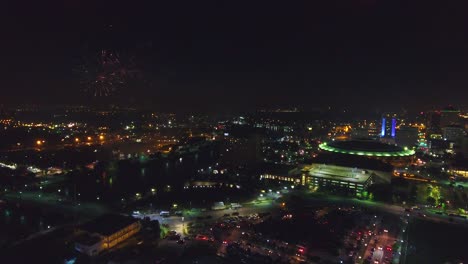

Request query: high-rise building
[
  {"left": 396, "top": 126, "right": 419, "bottom": 148},
  {"left": 381, "top": 113, "right": 397, "bottom": 138},
  {"left": 351, "top": 127, "right": 380, "bottom": 139},
  {"left": 442, "top": 126, "right": 465, "bottom": 141},
  {"left": 426, "top": 111, "right": 441, "bottom": 134},
  {"left": 440, "top": 106, "right": 460, "bottom": 127}
]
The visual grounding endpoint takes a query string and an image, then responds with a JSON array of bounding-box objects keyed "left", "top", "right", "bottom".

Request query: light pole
[{"left": 182, "top": 216, "right": 185, "bottom": 235}]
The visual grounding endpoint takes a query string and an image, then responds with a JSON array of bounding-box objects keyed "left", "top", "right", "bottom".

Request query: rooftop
[
  {"left": 311, "top": 152, "right": 393, "bottom": 172},
  {"left": 79, "top": 214, "right": 138, "bottom": 237},
  {"left": 319, "top": 139, "right": 415, "bottom": 157},
  {"left": 303, "top": 164, "right": 373, "bottom": 184}
]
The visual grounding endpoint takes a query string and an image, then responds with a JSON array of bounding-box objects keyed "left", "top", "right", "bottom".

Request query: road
[{"left": 304, "top": 193, "right": 468, "bottom": 226}]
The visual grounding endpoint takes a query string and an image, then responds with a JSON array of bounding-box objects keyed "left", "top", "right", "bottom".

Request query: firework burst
[{"left": 76, "top": 50, "right": 137, "bottom": 97}]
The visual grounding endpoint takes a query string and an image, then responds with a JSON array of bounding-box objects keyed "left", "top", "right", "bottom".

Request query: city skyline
[{"left": 1, "top": 1, "right": 468, "bottom": 262}]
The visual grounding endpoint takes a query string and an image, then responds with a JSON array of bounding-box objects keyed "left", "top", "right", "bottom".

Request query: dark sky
[{"left": 2, "top": 0, "right": 468, "bottom": 112}]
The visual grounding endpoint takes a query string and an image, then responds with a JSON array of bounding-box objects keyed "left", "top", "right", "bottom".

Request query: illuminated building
[
  {"left": 319, "top": 140, "right": 414, "bottom": 158},
  {"left": 259, "top": 164, "right": 302, "bottom": 185},
  {"left": 259, "top": 153, "right": 393, "bottom": 195},
  {"left": 381, "top": 113, "right": 397, "bottom": 138},
  {"left": 75, "top": 214, "right": 141, "bottom": 256},
  {"left": 319, "top": 139, "right": 415, "bottom": 167},
  {"left": 449, "top": 160, "right": 468, "bottom": 178},
  {"left": 301, "top": 164, "right": 392, "bottom": 194},
  {"left": 260, "top": 173, "right": 301, "bottom": 184}
]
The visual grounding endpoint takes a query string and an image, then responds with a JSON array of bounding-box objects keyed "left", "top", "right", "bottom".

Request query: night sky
[{"left": 3, "top": 0, "right": 468, "bottom": 112}]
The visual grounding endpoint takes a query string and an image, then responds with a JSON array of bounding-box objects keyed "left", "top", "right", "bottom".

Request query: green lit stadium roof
[{"left": 319, "top": 140, "right": 415, "bottom": 157}]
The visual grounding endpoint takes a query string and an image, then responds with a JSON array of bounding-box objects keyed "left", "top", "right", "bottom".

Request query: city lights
[
  {"left": 2, "top": 2, "right": 466, "bottom": 262},
  {"left": 319, "top": 142, "right": 415, "bottom": 157}
]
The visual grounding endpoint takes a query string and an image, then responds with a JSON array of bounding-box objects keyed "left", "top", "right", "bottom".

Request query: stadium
[{"left": 318, "top": 139, "right": 415, "bottom": 167}]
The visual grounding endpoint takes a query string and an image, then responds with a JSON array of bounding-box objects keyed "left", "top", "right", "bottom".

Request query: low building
[
  {"left": 258, "top": 156, "right": 392, "bottom": 195},
  {"left": 449, "top": 161, "right": 468, "bottom": 178},
  {"left": 75, "top": 214, "right": 141, "bottom": 256},
  {"left": 259, "top": 164, "right": 303, "bottom": 185},
  {"left": 301, "top": 164, "right": 391, "bottom": 194}
]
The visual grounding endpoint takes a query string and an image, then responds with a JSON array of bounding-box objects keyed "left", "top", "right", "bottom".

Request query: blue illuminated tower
[{"left": 381, "top": 113, "right": 397, "bottom": 138}]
